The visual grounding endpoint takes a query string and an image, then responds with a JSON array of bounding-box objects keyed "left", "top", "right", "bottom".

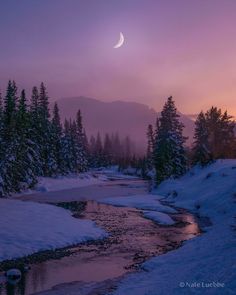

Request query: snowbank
[
  {"left": 18, "top": 173, "right": 107, "bottom": 194},
  {"left": 101, "top": 194, "right": 177, "bottom": 214},
  {"left": 143, "top": 211, "right": 175, "bottom": 225},
  {"left": 111, "top": 160, "right": 236, "bottom": 295},
  {"left": 94, "top": 166, "right": 140, "bottom": 180},
  {"left": 17, "top": 169, "right": 139, "bottom": 196},
  {"left": 0, "top": 199, "right": 107, "bottom": 261}
]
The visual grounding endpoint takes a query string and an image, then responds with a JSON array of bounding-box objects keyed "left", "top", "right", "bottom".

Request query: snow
[
  {"left": 0, "top": 199, "right": 107, "bottom": 262},
  {"left": 15, "top": 169, "right": 139, "bottom": 197},
  {"left": 17, "top": 172, "right": 108, "bottom": 194},
  {"left": 110, "top": 159, "right": 236, "bottom": 295},
  {"left": 94, "top": 166, "right": 140, "bottom": 180},
  {"left": 101, "top": 194, "right": 177, "bottom": 214},
  {"left": 143, "top": 211, "right": 175, "bottom": 225}
]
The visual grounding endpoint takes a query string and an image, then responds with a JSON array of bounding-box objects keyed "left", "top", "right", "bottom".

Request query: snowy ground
[
  {"left": 101, "top": 194, "right": 177, "bottom": 214},
  {"left": 17, "top": 172, "right": 108, "bottom": 195},
  {"left": 143, "top": 210, "right": 175, "bottom": 225},
  {"left": 2, "top": 162, "right": 235, "bottom": 294},
  {"left": 15, "top": 168, "right": 139, "bottom": 197},
  {"left": 0, "top": 199, "right": 107, "bottom": 262},
  {"left": 0, "top": 169, "right": 142, "bottom": 262},
  {"left": 107, "top": 160, "right": 236, "bottom": 295}
]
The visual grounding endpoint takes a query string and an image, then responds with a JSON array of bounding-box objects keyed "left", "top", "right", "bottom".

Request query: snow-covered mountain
[{"left": 56, "top": 96, "right": 195, "bottom": 153}]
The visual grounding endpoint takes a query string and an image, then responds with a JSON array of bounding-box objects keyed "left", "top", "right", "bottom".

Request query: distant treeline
[
  {"left": 88, "top": 132, "right": 136, "bottom": 168},
  {"left": 1, "top": 80, "right": 234, "bottom": 194},
  {"left": 0, "top": 81, "right": 137, "bottom": 196},
  {"left": 146, "top": 96, "right": 236, "bottom": 184}
]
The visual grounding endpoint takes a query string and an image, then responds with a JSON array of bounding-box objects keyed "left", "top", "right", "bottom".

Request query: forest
[{"left": 0, "top": 81, "right": 235, "bottom": 196}]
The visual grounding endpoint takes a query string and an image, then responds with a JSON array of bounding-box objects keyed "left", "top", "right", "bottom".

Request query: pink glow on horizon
[{"left": 0, "top": 0, "right": 236, "bottom": 115}]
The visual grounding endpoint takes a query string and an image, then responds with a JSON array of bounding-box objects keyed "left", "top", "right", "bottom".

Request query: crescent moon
[{"left": 113, "top": 32, "right": 125, "bottom": 49}]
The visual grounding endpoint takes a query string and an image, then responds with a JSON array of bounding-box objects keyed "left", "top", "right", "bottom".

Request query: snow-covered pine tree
[
  {"left": 15, "top": 90, "right": 38, "bottom": 188},
  {"left": 0, "top": 91, "right": 5, "bottom": 196},
  {"left": 69, "top": 119, "right": 82, "bottom": 172},
  {"left": 154, "top": 96, "right": 187, "bottom": 184},
  {"left": 89, "top": 135, "right": 97, "bottom": 167},
  {"left": 3, "top": 81, "right": 18, "bottom": 139},
  {"left": 75, "top": 110, "right": 88, "bottom": 172},
  {"left": 1, "top": 81, "right": 22, "bottom": 193},
  {"left": 38, "top": 83, "right": 57, "bottom": 176},
  {"left": 146, "top": 124, "right": 155, "bottom": 169},
  {"left": 61, "top": 119, "right": 75, "bottom": 173},
  {"left": 0, "top": 81, "right": 92, "bottom": 195},
  {"left": 219, "top": 110, "right": 236, "bottom": 158},
  {"left": 29, "top": 86, "right": 43, "bottom": 176},
  {"left": 0, "top": 91, "right": 3, "bottom": 133},
  {"left": 192, "top": 111, "right": 212, "bottom": 166},
  {"left": 207, "top": 107, "right": 235, "bottom": 158},
  {"left": 51, "top": 102, "right": 65, "bottom": 174},
  {"left": 83, "top": 130, "right": 90, "bottom": 167}
]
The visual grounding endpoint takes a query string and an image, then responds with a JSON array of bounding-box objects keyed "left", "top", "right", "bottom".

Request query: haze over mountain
[{"left": 57, "top": 97, "right": 195, "bottom": 154}]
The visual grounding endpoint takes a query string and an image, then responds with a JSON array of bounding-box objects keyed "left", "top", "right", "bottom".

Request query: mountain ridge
[{"left": 56, "top": 96, "right": 195, "bottom": 153}]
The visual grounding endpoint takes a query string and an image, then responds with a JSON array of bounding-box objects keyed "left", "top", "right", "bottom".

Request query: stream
[{"left": 0, "top": 178, "right": 200, "bottom": 295}]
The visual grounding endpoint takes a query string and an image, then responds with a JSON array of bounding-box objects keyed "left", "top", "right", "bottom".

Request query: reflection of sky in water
[{"left": 0, "top": 184, "right": 200, "bottom": 295}]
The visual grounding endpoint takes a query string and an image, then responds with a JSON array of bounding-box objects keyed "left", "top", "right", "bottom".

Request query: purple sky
[{"left": 1, "top": 0, "right": 236, "bottom": 115}]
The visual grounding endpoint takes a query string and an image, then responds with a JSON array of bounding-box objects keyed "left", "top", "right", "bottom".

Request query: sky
[{"left": 0, "top": 0, "right": 236, "bottom": 116}]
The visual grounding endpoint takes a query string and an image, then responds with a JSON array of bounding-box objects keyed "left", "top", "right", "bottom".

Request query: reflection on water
[
  {"left": 0, "top": 184, "right": 200, "bottom": 295},
  {"left": 0, "top": 275, "right": 25, "bottom": 295}
]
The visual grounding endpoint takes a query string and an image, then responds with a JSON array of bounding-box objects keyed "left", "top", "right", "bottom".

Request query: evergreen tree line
[
  {"left": 88, "top": 133, "right": 135, "bottom": 168},
  {"left": 146, "top": 96, "right": 236, "bottom": 184},
  {"left": 0, "top": 81, "right": 139, "bottom": 196},
  {"left": 0, "top": 81, "right": 88, "bottom": 196}
]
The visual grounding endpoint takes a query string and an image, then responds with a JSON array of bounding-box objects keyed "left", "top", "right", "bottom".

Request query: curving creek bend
[{"left": 0, "top": 177, "right": 200, "bottom": 295}]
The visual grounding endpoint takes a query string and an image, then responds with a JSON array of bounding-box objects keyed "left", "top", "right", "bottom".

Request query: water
[{"left": 0, "top": 180, "right": 200, "bottom": 295}]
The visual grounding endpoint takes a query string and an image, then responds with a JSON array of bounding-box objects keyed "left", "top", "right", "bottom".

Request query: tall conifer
[{"left": 154, "top": 96, "right": 187, "bottom": 184}]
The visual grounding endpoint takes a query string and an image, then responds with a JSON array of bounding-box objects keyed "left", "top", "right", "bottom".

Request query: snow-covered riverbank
[
  {"left": 1, "top": 161, "right": 234, "bottom": 294},
  {"left": 0, "top": 169, "right": 139, "bottom": 263},
  {"left": 109, "top": 160, "right": 236, "bottom": 295},
  {"left": 15, "top": 172, "right": 108, "bottom": 195},
  {"left": 0, "top": 199, "right": 107, "bottom": 262}
]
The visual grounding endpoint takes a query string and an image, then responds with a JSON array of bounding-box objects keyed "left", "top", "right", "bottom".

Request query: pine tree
[
  {"left": 38, "top": 83, "right": 57, "bottom": 176},
  {"left": 29, "top": 86, "right": 42, "bottom": 176},
  {"left": 124, "top": 136, "right": 131, "bottom": 160},
  {"left": 61, "top": 119, "right": 75, "bottom": 173},
  {"left": 3, "top": 80, "right": 18, "bottom": 140},
  {"left": 39, "top": 82, "right": 50, "bottom": 120},
  {"left": 51, "top": 103, "right": 64, "bottom": 174},
  {"left": 75, "top": 110, "right": 88, "bottom": 172},
  {"left": 103, "top": 133, "right": 113, "bottom": 166},
  {"left": 95, "top": 132, "right": 104, "bottom": 167},
  {"left": 70, "top": 120, "right": 81, "bottom": 172},
  {"left": 15, "top": 90, "right": 38, "bottom": 188},
  {"left": 146, "top": 124, "right": 155, "bottom": 169},
  {"left": 89, "top": 135, "right": 97, "bottom": 167},
  {"left": 30, "top": 86, "right": 39, "bottom": 115},
  {"left": 0, "top": 81, "right": 92, "bottom": 195},
  {"left": 192, "top": 107, "right": 235, "bottom": 164},
  {"left": 154, "top": 96, "right": 187, "bottom": 184},
  {"left": 206, "top": 107, "right": 235, "bottom": 158},
  {"left": 83, "top": 130, "right": 90, "bottom": 166},
  {"left": 0, "top": 91, "right": 5, "bottom": 196},
  {"left": 1, "top": 81, "right": 20, "bottom": 193},
  {"left": 113, "top": 133, "right": 122, "bottom": 163},
  {"left": 192, "top": 111, "right": 212, "bottom": 165},
  {"left": 0, "top": 91, "right": 3, "bottom": 142}
]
